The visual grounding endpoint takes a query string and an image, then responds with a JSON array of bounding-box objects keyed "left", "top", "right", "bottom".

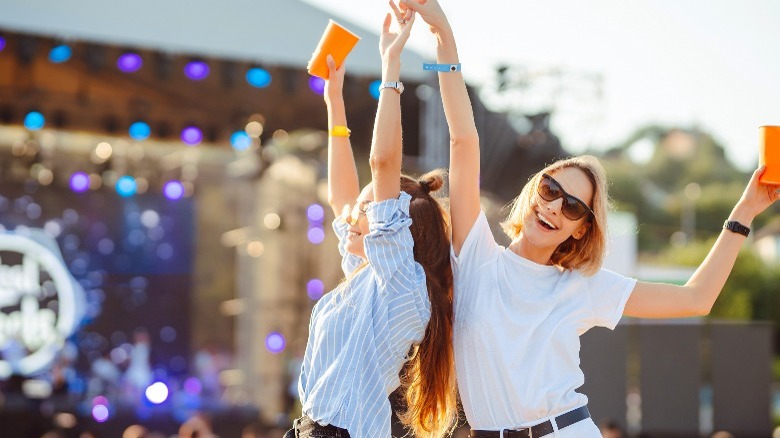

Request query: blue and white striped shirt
[{"left": 298, "top": 192, "right": 431, "bottom": 438}]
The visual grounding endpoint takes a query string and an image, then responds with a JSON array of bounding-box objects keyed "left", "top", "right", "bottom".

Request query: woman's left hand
[{"left": 379, "top": 1, "right": 415, "bottom": 61}]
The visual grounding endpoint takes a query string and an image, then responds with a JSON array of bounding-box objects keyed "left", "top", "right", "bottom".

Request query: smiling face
[
  {"left": 343, "top": 184, "right": 374, "bottom": 259},
  {"left": 519, "top": 166, "right": 594, "bottom": 260}
]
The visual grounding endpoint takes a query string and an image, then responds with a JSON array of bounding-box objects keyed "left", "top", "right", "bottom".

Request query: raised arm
[
  {"left": 625, "top": 167, "right": 780, "bottom": 318},
  {"left": 370, "top": 5, "right": 415, "bottom": 202},
  {"left": 324, "top": 55, "right": 360, "bottom": 217},
  {"left": 401, "top": 0, "right": 481, "bottom": 255}
]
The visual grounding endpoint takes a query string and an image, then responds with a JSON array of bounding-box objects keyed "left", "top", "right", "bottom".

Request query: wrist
[
  {"left": 325, "top": 96, "right": 344, "bottom": 107},
  {"left": 433, "top": 25, "right": 455, "bottom": 45},
  {"left": 728, "top": 202, "right": 756, "bottom": 227}
]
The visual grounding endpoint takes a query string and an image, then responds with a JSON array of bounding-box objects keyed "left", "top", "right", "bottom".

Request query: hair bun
[{"left": 418, "top": 169, "right": 446, "bottom": 194}]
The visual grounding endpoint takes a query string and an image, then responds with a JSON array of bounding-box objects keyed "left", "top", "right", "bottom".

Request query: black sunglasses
[{"left": 537, "top": 173, "right": 594, "bottom": 221}]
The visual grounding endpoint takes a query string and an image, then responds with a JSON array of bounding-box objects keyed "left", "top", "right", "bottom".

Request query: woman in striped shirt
[{"left": 287, "top": 7, "right": 456, "bottom": 438}]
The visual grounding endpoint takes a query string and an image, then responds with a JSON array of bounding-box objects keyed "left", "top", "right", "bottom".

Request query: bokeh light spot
[
  {"left": 307, "top": 279, "right": 325, "bottom": 300},
  {"left": 265, "top": 332, "right": 286, "bottom": 354},
  {"left": 309, "top": 76, "right": 325, "bottom": 95},
  {"left": 49, "top": 44, "right": 72, "bottom": 63},
  {"left": 117, "top": 53, "right": 143, "bottom": 73},
  {"left": 24, "top": 111, "right": 45, "bottom": 130},
  {"left": 145, "top": 382, "right": 169, "bottom": 404},
  {"left": 307, "top": 226, "right": 325, "bottom": 245},
  {"left": 181, "top": 126, "right": 202, "bottom": 145},
  {"left": 69, "top": 172, "right": 89, "bottom": 193},
  {"left": 184, "top": 60, "right": 210, "bottom": 80},
  {"left": 129, "top": 122, "right": 151, "bottom": 140},
  {"left": 246, "top": 68, "right": 272, "bottom": 88}
]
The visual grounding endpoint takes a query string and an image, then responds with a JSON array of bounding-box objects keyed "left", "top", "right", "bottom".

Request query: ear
[{"left": 572, "top": 222, "right": 590, "bottom": 240}]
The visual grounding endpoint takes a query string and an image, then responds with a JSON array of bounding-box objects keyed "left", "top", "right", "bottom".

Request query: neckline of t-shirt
[{"left": 503, "top": 246, "right": 563, "bottom": 274}]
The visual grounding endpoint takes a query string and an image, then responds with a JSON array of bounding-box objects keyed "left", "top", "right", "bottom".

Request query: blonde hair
[{"left": 501, "top": 155, "right": 609, "bottom": 276}]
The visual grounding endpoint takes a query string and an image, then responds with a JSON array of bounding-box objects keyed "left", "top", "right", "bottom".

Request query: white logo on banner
[{"left": 0, "top": 231, "right": 84, "bottom": 377}]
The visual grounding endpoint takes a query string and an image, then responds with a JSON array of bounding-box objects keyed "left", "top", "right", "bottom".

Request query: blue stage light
[
  {"left": 24, "top": 111, "right": 45, "bottom": 130},
  {"left": 49, "top": 44, "right": 72, "bottom": 63},
  {"left": 129, "top": 121, "right": 151, "bottom": 140},
  {"left": 246, "top": 68, "right": 271, "bottom": 88},
  {"left": 116, "top": 176, "right": 137, "bottom": 197}
]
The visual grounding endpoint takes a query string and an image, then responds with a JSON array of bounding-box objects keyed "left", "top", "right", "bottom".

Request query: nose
[{"left": 543, "top": 196, "right": 563, "bottom": 215}]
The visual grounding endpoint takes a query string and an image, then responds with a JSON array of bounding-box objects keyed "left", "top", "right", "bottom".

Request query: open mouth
[{"left": 536, "top": 212, "right": 558, "bottom": 230}]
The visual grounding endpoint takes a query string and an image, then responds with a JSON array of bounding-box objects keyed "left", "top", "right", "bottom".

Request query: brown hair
[
  {"left": 501, "top": 155, "right": 609, "bottom": 276},
  {"left": 397, "top": 169, "right": 457, "bottom": 438}
]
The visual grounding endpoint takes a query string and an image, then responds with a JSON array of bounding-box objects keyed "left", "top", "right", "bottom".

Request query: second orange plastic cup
[
  {"left": 307, "top": 20, "right": 360, "bottom": 80},
  {"left": 759, "top": 126, "right": 780, "bottom": 184}
]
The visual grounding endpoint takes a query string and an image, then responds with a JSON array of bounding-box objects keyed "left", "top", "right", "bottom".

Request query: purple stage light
[
  {"left": 308, "top": 76, "right": 325, "bottom": 95},
  {"left": 70, "top": 172, "right": 90, "bottom": 193},
  {"left": 145, "top": 382, "right": 169, "bottom": 404},
  {"left": 92, "top": 404, "right": 109, "bottom": 423},
  {"left": 306, "top": 204, "right": 325, "bottom": 223},
  {"left": 117, "top": 52, "right": 142, "bottom": 73},
  {"left": 183, "top": 377, "right": 202, "bottom": 395},
  {"left": 265, "top": 332, "right": 286, "bottom": 354},
  {"left": 163, "top": 180, "right": 185, "bottom": 200},
  {"left": 307, "top": 279, "right": 325, "bottom": 300},
  {"left": 181, "top": 126, "right": 202, "bottom": 145},
  {"left": 307, "top": 226, "right": 325, "bottom": 245},
  {"left": 92, "top": 396, "right": 109, "bottom": 407},
  {"left": 184, "top": 60, "right": 210, "bottom": 80},
  {"left": 0, "top": 36, "right": 6, "bottom": 52}
]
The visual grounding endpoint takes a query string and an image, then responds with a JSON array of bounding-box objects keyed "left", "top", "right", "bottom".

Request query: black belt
[
  {"left": 469, "top": 406, "right": 590, "bottom": 438},
  {"left": 292, "top": 415, "right": 351, "bottom": 438}
]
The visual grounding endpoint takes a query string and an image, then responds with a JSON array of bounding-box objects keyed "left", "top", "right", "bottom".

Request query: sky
[{"left": 302, "top": 0, "right": 780, "bottom": 171}]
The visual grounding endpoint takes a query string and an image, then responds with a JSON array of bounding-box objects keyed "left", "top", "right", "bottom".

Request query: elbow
[
  {"left": 369, "top": 151, "right": 394, "bottom": 172},
  {"left": 686, "top": 291, "right": 715, "bottom": 317},
  {"left": 690, "top": 302, "right": 713, "bottom": 317},
  {"left": 450, "top": 132, "right": 479, "bottom": 150}
]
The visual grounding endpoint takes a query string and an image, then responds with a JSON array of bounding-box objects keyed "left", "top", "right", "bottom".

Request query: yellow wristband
[{"left": 330, "top": 126, "right": 351, "bottom": 137}]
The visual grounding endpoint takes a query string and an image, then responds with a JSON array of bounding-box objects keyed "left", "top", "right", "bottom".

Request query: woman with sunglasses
[
  {"left": 402, "top": 0, "right": 780, "bottom": 436},
  {"left": 288, "top": 6, "right": 456, "bottom": 438}
]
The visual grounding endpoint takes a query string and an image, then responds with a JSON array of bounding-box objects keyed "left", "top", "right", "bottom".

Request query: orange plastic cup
[
  {"left": 307, "top": 20, "right": 360, "bottom": 80},
  {"left": 759, "top": 126, "right": 780, "bottom": 184}
]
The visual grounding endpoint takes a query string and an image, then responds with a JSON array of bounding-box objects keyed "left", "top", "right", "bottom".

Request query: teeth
[{"left": 537, "top": 212, "right": 557, "bottom": 230}]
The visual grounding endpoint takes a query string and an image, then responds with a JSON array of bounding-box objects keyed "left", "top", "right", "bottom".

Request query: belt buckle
[{"left": 504, "top": 428, "right": 532, "bottom": 438}]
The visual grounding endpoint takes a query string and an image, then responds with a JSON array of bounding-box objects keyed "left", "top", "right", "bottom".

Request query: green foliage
[{"left": 602, "top": 125, "right": 753, "bottom": 253}]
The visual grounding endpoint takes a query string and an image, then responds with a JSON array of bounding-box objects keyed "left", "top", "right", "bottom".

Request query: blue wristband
[{"left": 423, "top": 63, "right": 461, "bottom": 72}]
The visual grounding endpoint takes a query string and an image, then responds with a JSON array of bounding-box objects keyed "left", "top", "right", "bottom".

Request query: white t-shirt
[{"left": 452, "top": 212, "right": 636, "bottom": 430}]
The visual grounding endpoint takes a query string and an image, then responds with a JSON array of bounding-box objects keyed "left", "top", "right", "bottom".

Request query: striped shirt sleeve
[
  {"left": 363, "top": 192, "right": 422, "bottom": 293},
  {"left": 332, "top": 214, "right": 364, "bottom": 275}
]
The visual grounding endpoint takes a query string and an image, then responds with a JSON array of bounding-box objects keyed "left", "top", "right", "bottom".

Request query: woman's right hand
[
  {"left": 324, "top": 54, "right": 345, "bottom": 105},
  {"left": 400, "top": 0, "right": 450, "bottom": 35}
]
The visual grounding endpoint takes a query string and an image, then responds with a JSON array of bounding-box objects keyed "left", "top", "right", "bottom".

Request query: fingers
[
  {"left": 397, "top": 11, "right": 416, "bottom": 38},
  {"left": 400, "top": 0, "right": 424, "bottom": 13},
  {"left": 383, "top": 12, "right": 391, "bottom": 33},
  {"left": 389, "top": 0, "right": 403, "bottom": 20},
  {"left": 326, "top": 54, "right": 335, "bottom": 71}
]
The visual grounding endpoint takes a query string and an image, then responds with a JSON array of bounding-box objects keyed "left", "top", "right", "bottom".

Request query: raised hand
[
  {"left": 379, "top": 1, "right": 416, "bottom": 60},
  {"left": 399, "top": 0, "right": 450, "bottom": 35},
  {"left": 735, "top": 166, "right": 780, "bottom": 220},
  {"left": 324, "top": 54, "right": 346, "bottom": 105}
]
